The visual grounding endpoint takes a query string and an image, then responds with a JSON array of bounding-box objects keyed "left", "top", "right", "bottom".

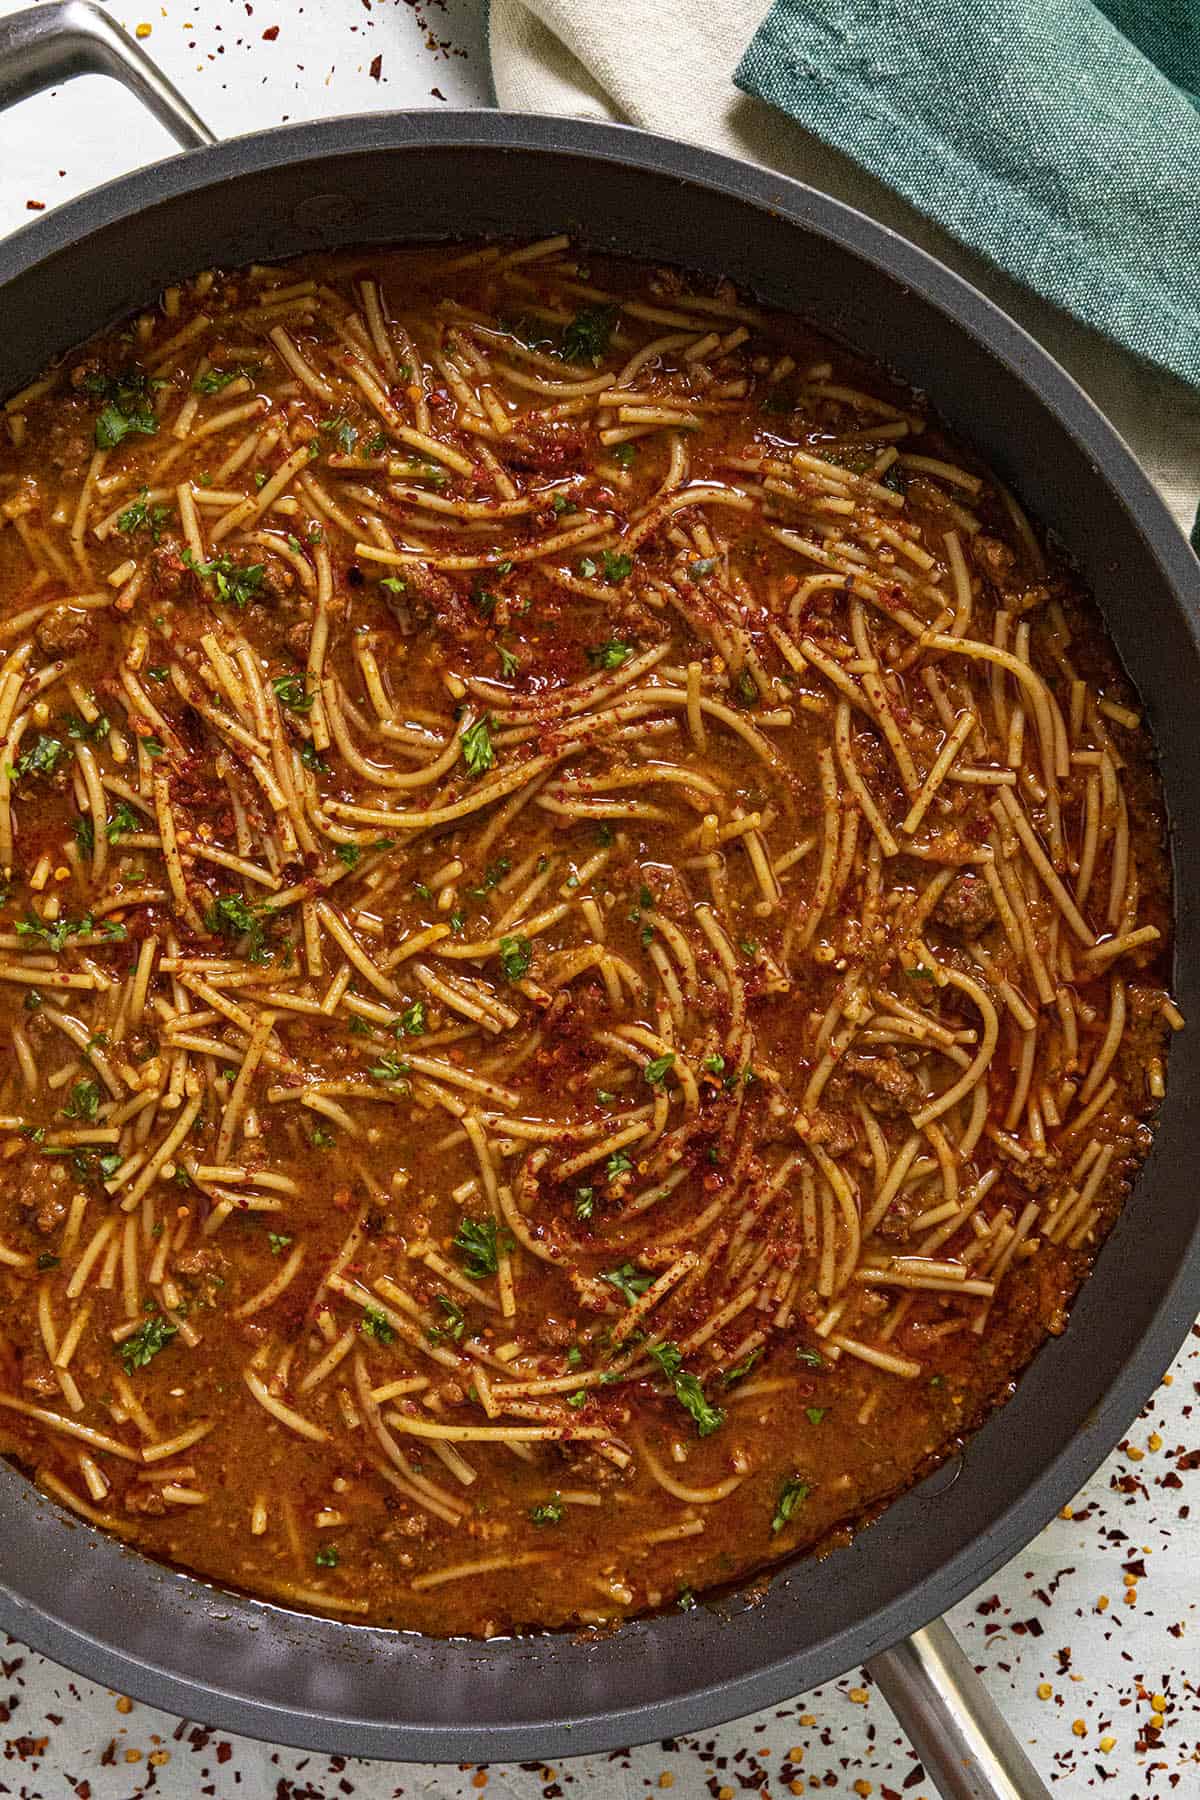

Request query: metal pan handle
[
  {"left": 868, "top": 1619, "right": 1050, "bottom": 1799},
  {"left": 0, "top": 0, "right": 214, "bottom": 148}
]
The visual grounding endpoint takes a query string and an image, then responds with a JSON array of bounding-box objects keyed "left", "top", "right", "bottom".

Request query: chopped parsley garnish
[
  {"left": 360, "top": 1307, "right": 396, "bottom": 1344},
  {"left": 605, "top": 1149, "right": 633, "bottom": 1183},
  {"left": 335, "top": 844, "right": 361, "bottom": 869},
  {"left": 73, "top": 816, "right": 94, "bottom": 857},
  {"left": 806, "top": 1406, "right": 828, "bottom": 1426},
  {"left": 367, "top": 1053, "right": 410, "bottom": 1085},
  {"left": 737, "top": 669, "right": 759, "bottom": 707},
  {"left": 723, "top": 1348, "right": 762, "bottom": 1386},
  {"left": 16, "top": 911, "right": 94, "bottom": 953},
  {"left": 206, "top": 892, "right": 268, "bottom": 963},
  {"left": 566, "top": 1389, "right": 588, "bottom": 1409},
  {"left": 453, "top": 1215, "right": 507, "bottom": 1280},
  {"left": 119, "top": 1313, "right": 177, "bottom": 1374},
  {"left": 67, "top": 712, "right": 110, "bottom": 744},
  {"left": 472, "top": 588, "right": 498, "bottom": 618},
  {"left": 529, "top": 1499, "right": 565, "bottom": 1527},
  {"left": 460, "top": 715, "right": 494, "bottom": 777},
  {"left": 587, "top": 640, "right": 633, "bottom": 671},
  {"left": 648, "top": 1341, "right": 725, "bottom": 1437},
  {"left": 612, "top": 443, "right": 637, "bottom": 467},
  {"left": 771, "top": 1476, "right": 810, "bottom": 1534},
  {"left": 498, "top": 934, "right": 532, "bottom": 982},
  {"left": 194, "top": 365, "right": 254, "bottom": 394},
  {"left": 687, "top": 557, "right": 716, "bottom": 579},
  {"left": 184, "top": 549, "right": 266, "bottom": 610},
  {"left": 601, "top": 550, "right": 633, "bottom": 583},
  {"left": 566, "top": 1345, "right": 583, "bottom": 1368},
  {"left": 600, "top": 1262, "right": 654, "bottom": 1306},
  {"left": 428, "top": 1293, "right": 466, "bottom": 1344},
  {"left": 497, "top": 644, "right": 521, "bottom": 678},
  {"left": 62, "top": 1079, "right": 100, "bottom": 1122},
  {"left": 104, "top": 800, "right": 141, "bottom": 843},
  {"left": 271, "top": 674, "right": 314, "bottom": 713},
  {"left": 267, "top": 1232, "right": 293, "bottom": 1255},
  {"left": 701, "top": 1053, "right": 725, "bottom": 1076},
  {"left": 677, "top": 1587, "right": 697, "bottom": 1611},
  {"left": 562, "top": 305, "right": 616, "bottom": 364},
  {"left": 318, "top": 415, "right": 359, "bottom": 455},
  {"left": 116, "top": 489, "right": 170, "bottom": 540},
  {"left": 796, "top": 1346, "right": 826, "bottom": 1368},
  {"left": 12, "top": 735, "right": 62, "bottom": 780},
  {"left": 574, "top": 1186, "right": 595, "bottom": 1221},
  {"left": 643, "top": 1053, "right": 675, "bottom": 1089},
  {"left": 314, "top": 1543, "right": 340, "bottom": 1568},
  {"left": 396, "top": 1000, "right": 426, "bottom": 1037},
  {"left": 310, "top": 1126, "right": 336, "bottom": 1149},
  {"left": 300, "top": 743, "right": 328, "bottom": 774},
  {"left": 36, "top": 1253, "right": 59, "bottom": 1271},
  {"left": 550, "top": 492, "right": 576, "bottom": 516},
  {"left": 84, "top": 366, "right": 161, "bottom": 449},
  {"left": 467, "top": 857, "right": 511, "bottom": 900}
]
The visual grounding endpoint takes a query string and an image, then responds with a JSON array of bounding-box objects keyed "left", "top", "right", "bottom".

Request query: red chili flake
[
  {"left": 431, "top": 86, "right": 447, "bottom": 101},
  {"left": 369, "top": 53, "right": 383, "bottom": 80},
  {"left": 25, "top": 200, "right": 45, "bottom": 211},
  {"left": 262, "top": 24, "right": 279, "bottom": 40}
]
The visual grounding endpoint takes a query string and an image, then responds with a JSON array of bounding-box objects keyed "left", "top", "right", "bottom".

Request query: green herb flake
[
  {"left": 605, "top": 1149, "right": 633, "bottom": 1183},
  {"left": 318, "top": 415, "right": 359, "bottom": 456},
  {"left": 13, "top": 735, "right": 62, "bottom": 781},
  {"left": 397, "top": 1000, "right": 426, "bottom": 1037},
  {"left": 85, "top": 366, "right": 161, "bottom": 449},
  {"left": 271, "top": 674, "right": 314, "bottom": 713},
  {"left": 360, "top": 1308, "right": 396, "bottom": 1345},
  {"left": 805, "top": 1406, "right": 828, "bottom": 1426},
  {"left": 428, "top": 1293, "right": 466, "bottom": 1344},
  {"left": 119, "top": 1313, "right": 177, "bottom": 1374},
  {"left": 796, "top": 1346, "right": 826, "bottom": 1368},
  {"left": 267, "top": 1232, "right": 293, "bottom": 1255},
  {"left": 367, "top": 1053, "right": 410, "bottom": 1086},
  {"left": 184, "top": 548, "right": 266, "bottom": 611},
  {"left": 643, "top": 1052, "right": 675, "bottom": 1089},
  {"left": 498, "top": 934, "right": 532, "bottom": 982},
  {"left": 315, "top": 1543, "right": 340, "bottom": 1568},
  {"left": 562, "top": 306, "right": 616, "bottom": 365},
  {"left": 453, "top": 1215, "right": 504, "bottom": 1280},
  {"left": 116, "top": 489, "right": 171, "bottom": 541},
  {"left": 460, "top": 715, "right": 495, "bottom": 777},
  {"left": 587, "top": 640, "right": 632, "bottom": 671},
  {"left": 206, "top": 892, "right": 269, "bottom": 964},
  {"left": 574, "top": 1186, "right": 595, "bottom": 1221},
  {"left": 648, "top": 1340, "right": 725, "bottom": 1436},
  {"left": 529, "top": 1498, "right": 565, "bottom": 1527},
  {"left": 771, "top": 1476, "right": 810, "bottom": 1534},
  {"left": 600, "top": 1262, "right": 654, "bottom": 1306},
  {"left": 62, "top": 1079, "right": 100, "bottom": 1123}
]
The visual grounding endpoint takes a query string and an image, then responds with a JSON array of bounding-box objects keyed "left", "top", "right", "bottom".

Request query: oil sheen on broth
[{"left": 0, "top": 240, "right": 1176, "bottom": 1635}]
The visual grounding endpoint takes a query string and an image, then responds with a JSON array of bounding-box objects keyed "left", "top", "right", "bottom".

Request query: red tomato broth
[{"left": 0, "top": 240, "right": 1174, "bottom": 1634}]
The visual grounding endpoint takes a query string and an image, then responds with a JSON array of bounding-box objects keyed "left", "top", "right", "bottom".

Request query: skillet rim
[{"left": 0, "top": 109, "right": 1197, "bottom": 1762}]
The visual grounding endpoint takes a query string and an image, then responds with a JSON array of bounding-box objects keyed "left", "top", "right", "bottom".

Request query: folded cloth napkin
[{"left": 488, "top": 0, "right": 1200, "bottom": 533}]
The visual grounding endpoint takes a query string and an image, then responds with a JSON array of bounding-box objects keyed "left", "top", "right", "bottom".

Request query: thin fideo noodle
[{"left": 0, "top": 239, "right": 1175, "bottom": 1637}]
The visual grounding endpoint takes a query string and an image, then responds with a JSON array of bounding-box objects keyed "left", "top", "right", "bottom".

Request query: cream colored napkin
[{"left": 489, "top": 0, "right": 1200, "bottom": 535}]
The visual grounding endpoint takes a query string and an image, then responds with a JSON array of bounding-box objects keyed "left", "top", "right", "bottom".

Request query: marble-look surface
[{"left": 0, "top": 4, "right": 1196, "bottom": 1793}]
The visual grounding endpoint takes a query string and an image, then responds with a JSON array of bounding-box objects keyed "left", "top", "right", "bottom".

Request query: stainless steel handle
[
  {"left": 0, "top": 0, "right": 214, "bottom": 147},
  {"left": 867, "top": 1619, "right": 1051, "bottom": 1800}
]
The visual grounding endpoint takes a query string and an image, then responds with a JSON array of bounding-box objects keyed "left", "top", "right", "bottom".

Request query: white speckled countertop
[{"left": 0, "top": 4, "right": 1197, "bottom": 1794}]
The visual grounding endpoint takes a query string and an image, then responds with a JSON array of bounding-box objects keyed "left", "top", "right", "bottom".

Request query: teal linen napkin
[{"left": 736, "top": 0, "right": 1200, "bottom": 388}]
